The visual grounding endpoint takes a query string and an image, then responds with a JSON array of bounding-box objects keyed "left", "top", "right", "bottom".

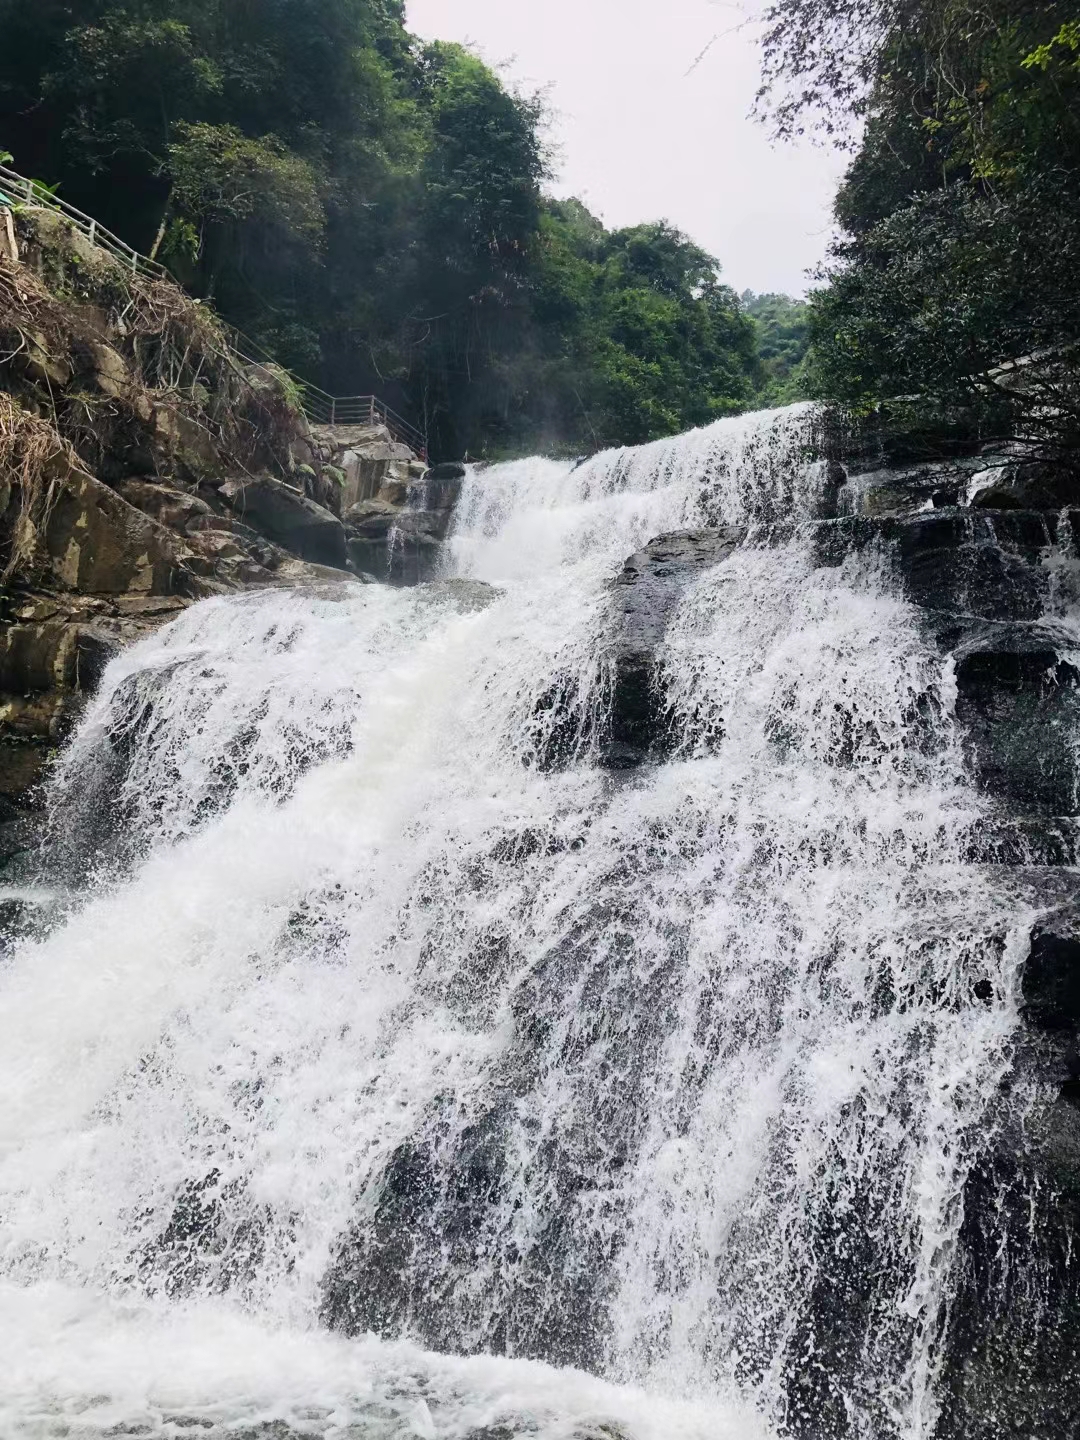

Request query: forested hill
[{"left": 0, "top": 1, "right": 807, "bottom": 461}]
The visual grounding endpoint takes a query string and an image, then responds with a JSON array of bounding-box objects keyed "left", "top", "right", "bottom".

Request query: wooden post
[
  {"left": 87, "top": 219, "right": 96, "bottom": 247},
  {"left": 1, "top": 207, "right": 17, "bottom": 264},
  {"left": 330, "top": 398, "right": 336, "bottom": 426}
]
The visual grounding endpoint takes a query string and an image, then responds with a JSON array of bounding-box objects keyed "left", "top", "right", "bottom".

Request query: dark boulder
[
  {"left": 815, "top": 509, "right": 1053, "bottom": 622},
  {"left": 426, "top": 461, "right": 467, "bottom": 482},
  {"left": 603, "top": 528, "right": 745, "bottom": 768},
  {"left": 946, "top": 620, "right": 1080, "bottom": 814},
  {"left": 219, "top": 475, "right": 347, "bottom": 570},
  {"left": 969, "top": 460, "right": 1080, "bottom": 511},
  {"left": 840, "top": 456, "right": 1001, "bottom": 518},
  {"left": 1023, "top": 901, "right": 1080, "bottom": 1031},
  {"left": 344, "top": 501, "right": 444, "bottom": 584}
]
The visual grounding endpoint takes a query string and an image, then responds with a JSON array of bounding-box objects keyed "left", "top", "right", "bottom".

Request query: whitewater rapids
[{"left": 0, "top": 407, "right": 1034, "bottom": 1438}]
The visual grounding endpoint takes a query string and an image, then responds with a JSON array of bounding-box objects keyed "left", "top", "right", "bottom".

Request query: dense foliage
[
  {"left": 741, "top": 291, "right": 810, "bottom": 404},
  {"left": 0, "top": 0, "right": 763, "bottom": 458},
  {"left": 759, "top": 0, "right": 1080, "bottom": 458}
]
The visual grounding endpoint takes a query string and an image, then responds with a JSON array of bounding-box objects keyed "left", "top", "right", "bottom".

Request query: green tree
[
  {"left": 742, "top": 292, "right": 811, "bottom": 403},
  {"left": 0, "top": 0, "right": 771, "bottom": 459},
  {"left": 758, "top": 0, "right": 1080, "bottom": 458}
]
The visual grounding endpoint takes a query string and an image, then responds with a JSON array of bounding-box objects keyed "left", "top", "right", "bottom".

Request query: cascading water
[{"left": 0, "top": 405, "right": 1041, "bottom": 1438}]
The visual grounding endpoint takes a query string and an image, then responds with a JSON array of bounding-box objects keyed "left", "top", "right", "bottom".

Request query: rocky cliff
[{"left": 0, "top": 206, "right": 449, "bottom": 849}]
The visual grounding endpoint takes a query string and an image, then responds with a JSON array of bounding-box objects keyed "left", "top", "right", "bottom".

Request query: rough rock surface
[{"left": 218, "top": 474, "right": 347, "bottom": 569}]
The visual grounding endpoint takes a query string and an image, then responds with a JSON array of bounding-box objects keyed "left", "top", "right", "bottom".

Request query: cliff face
[{"left": 0, "top": 207, "right": 433, "bottom": 840}]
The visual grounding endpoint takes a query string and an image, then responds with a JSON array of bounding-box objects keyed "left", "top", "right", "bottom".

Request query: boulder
[
  {"left": 73, "top": 339, "right": 131, "bottom": 400},
  {"left": 114, "top": 478, "right": 213, "bottom": 532},
  {"left": 815, "top": 509, "right": 1053, "bottom": 621},
  {"left": 43, "top": 460, "right": 186, "bottom": 595},
  {"left": 603, "top": 528, "right": 745, "bottom": 768},
  {"left": 947, "top": 619, "right": 1080, "bottom": 813},
  {"left": 840, "top": 458, "right": 991, "bottom": 517},
  {"left": 0, "top": 691, "right": 73, "bottom": 742},
  {"left": 0, "top": 622, "right": 79, "bottom": 695},
  {"left": 413, "top": 468, "right": 465, "bottom": 524},
  {"left": 219, "top": 474, "right": 347, "bottom": 570},
  {"left": 0, "top": 739, "right": 50, "bottom": 802},
  {"left": 375, "top": 474, "right": 412, "bottom": 507},
  {"left": 1023, "top": 901, "right": 1080, "bottom": 1030},
  {"left": 344, "top": 498, "right": 400, "bottom": 537},
  {"left": 20, "top": 329, "right": 71, "bottom": 388},
  {"left": 426, "top": 461, "right": 467, "bottom": 482},
  {"left": 148, "top": 405, "right": 221, "bottom": 477},
  {"left": 969, "top": 460, "right": 1079, "bottom": 510},
  {"left": 337, "top": 443, "right": 416, "bottom": 509}
]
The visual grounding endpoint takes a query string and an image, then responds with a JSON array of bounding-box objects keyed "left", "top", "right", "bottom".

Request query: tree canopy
[
  {"left": 0, "top": 0, "right": 766, "bottom": 458},
  {"left": 741, "top": 292, "right": 811, "bottom": 405},
  {"left": 758, "top": 0, "right": 1080, "bottom": 458}
]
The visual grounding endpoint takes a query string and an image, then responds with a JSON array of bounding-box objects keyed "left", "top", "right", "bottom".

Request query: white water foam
[{"left": 0, "top": 407, "right": 1034, "bottom": 1438}]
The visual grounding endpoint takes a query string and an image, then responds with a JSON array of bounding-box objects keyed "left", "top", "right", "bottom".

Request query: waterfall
[{"left": 0, "top": 406, "right": 1037, "bottom": 1438}]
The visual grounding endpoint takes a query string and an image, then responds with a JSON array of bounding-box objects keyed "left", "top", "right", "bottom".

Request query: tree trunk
[{"left": 148, "top": 189, "right": 173, "bottom": 262}]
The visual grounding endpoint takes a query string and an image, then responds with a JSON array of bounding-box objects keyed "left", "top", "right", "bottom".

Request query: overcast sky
[{"left": 406, "top": 0, "right": 847, "bottom": 297}]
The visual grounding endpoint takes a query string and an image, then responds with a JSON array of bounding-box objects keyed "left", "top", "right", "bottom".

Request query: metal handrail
[
  {"left": 293, "top": 387, "right": 428, "bottom": 455},
  {"left": 0, "top": 162, "right": 170, "bottom": 281},
  {"left": 0, "top": 161, "right": 428, "bottom": 458}
]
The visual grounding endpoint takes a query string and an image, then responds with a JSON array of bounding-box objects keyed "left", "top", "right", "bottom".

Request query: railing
[
  {"left": 0, "top": 162, "right": 170, "bottom": 282},
  {"left": 295, "top": 386, "right": 428, "bottom": 457},
  {"left": 0, "top": 162, "right": 428, "bottom": 458}
]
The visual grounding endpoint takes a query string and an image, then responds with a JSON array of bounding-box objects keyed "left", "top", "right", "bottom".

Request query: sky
[{"left": 406, "top": 0, "right": 848, "bottom": 297}]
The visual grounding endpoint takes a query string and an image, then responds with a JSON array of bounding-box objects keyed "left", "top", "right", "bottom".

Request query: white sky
[{"left": 406, "top": 0, "right": 847, "bottom": 297}]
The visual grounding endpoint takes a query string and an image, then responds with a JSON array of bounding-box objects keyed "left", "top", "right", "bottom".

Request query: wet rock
[
  {"left": 963, "top": 815, "right": 1080, "bottom": 867},
  {"left": 968, "top": 459, "right": 1078, "bottom": 510},
  {"left": 344, "top": 502, "right": 444, "bottom": 584},
  {"left": 427, "top": 461, "right": 467, "bottom": 482},
  {"left": 840, "top": 457, "right": 993, "bottom": 518},
  {"left": 605, "top": 528, "right": 744, "bottom": 767},
  {"left": 422, "top": 578, "right": 503, "bottom": 612},
  {"left": 948, "top": 620, "right": 1080, "bottom": 814},
  {"left": 322, "top": 1109, "right": 608, "bottom": 1372},
  {"left": 0, "top": 896, "right": 31, "bottom": 953},
  {"left": 343, "top": 497, "right": 398, "bottom": 535},
  {"left": 940, "top": 1121, "right": 1080, "bottom": 1440},
  {"left": 0, "top": 738, "right": 50, "bottom": 804},
  {"left": 1023, "top": 901, "right": 1080, "bottom": 1031},
  {"left": 0, "top": 622, "right": 79, "bottom": 694},
  {"left": 0, "top": 793, "right": 36, "bottom": 870},
  {"left": 815, "top": 509, "right": 1053, "bottom": 621}
]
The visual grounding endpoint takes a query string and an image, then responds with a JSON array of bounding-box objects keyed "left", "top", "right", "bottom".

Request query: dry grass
[
  {"left": 0, "top": 210, "right": 305, "bottom": 494},
  {"left": 0, "top": 393, "right": 74, "bottom": 584}
]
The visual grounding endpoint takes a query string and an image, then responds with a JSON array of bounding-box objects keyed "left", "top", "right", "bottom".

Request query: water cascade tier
[{"left": 1, "top": 406, "right": 1078, "bottom": 1439}]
